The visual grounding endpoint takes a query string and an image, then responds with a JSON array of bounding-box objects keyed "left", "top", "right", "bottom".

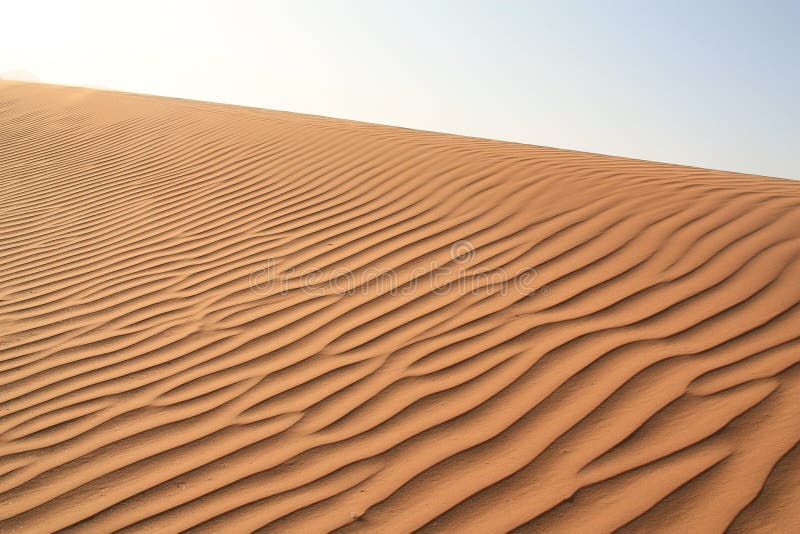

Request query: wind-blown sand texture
[{"left": 1, "top": 80, "right": 799, "bottom": 533}]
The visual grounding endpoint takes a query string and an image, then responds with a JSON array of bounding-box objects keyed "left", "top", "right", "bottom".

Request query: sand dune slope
[{"left": 1, "top": 81, "right": 799, "bottom": 533}]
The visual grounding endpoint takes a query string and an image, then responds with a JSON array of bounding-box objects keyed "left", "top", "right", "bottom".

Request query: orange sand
[{"left": 1, "top": 81, "right": 799, "bottom": 532}]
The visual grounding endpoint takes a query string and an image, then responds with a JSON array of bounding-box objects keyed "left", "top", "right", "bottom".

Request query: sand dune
[{"left": 1, "top": 80, "right": 799, "bottom": 533}]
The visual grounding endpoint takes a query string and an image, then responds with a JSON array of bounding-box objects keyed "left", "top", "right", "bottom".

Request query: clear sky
[{"left": 2, "top": 1, "right": 798, "bottom": 178}]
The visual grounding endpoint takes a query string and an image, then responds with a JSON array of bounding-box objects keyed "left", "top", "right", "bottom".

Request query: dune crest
[{"left": 1, "top": 81, "right": 799, "bottom": 532}]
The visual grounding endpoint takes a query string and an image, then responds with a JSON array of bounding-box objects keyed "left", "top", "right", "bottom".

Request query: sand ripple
[{"left": 1, "top": 81, "right": 799, "bottom": 532}]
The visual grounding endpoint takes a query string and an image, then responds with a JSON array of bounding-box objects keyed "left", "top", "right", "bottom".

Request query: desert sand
[{"left": 1, "top": 80, "right": 799, "bottom": 533}]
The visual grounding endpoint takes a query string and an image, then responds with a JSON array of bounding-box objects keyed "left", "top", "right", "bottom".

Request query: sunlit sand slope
[{"left": 1, "top": 81, "right": 799, "bottom": 533}]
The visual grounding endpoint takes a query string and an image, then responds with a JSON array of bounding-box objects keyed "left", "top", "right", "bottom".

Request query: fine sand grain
[{"left": 1, "top": 81, "right": 799, "bottom": 532}]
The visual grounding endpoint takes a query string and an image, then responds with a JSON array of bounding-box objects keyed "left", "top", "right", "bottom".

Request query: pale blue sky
[{"left": 2, "top": 1, "right": 798, "bottom": 178}]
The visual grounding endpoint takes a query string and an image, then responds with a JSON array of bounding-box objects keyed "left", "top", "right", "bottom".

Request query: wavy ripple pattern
[{"left": 1, "top": 81, "right": 799, "bottom": 533}]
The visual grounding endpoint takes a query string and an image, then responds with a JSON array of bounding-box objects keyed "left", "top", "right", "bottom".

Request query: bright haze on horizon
[{"left": 1, "top": 0, "right": 798, "bottom": 179}]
